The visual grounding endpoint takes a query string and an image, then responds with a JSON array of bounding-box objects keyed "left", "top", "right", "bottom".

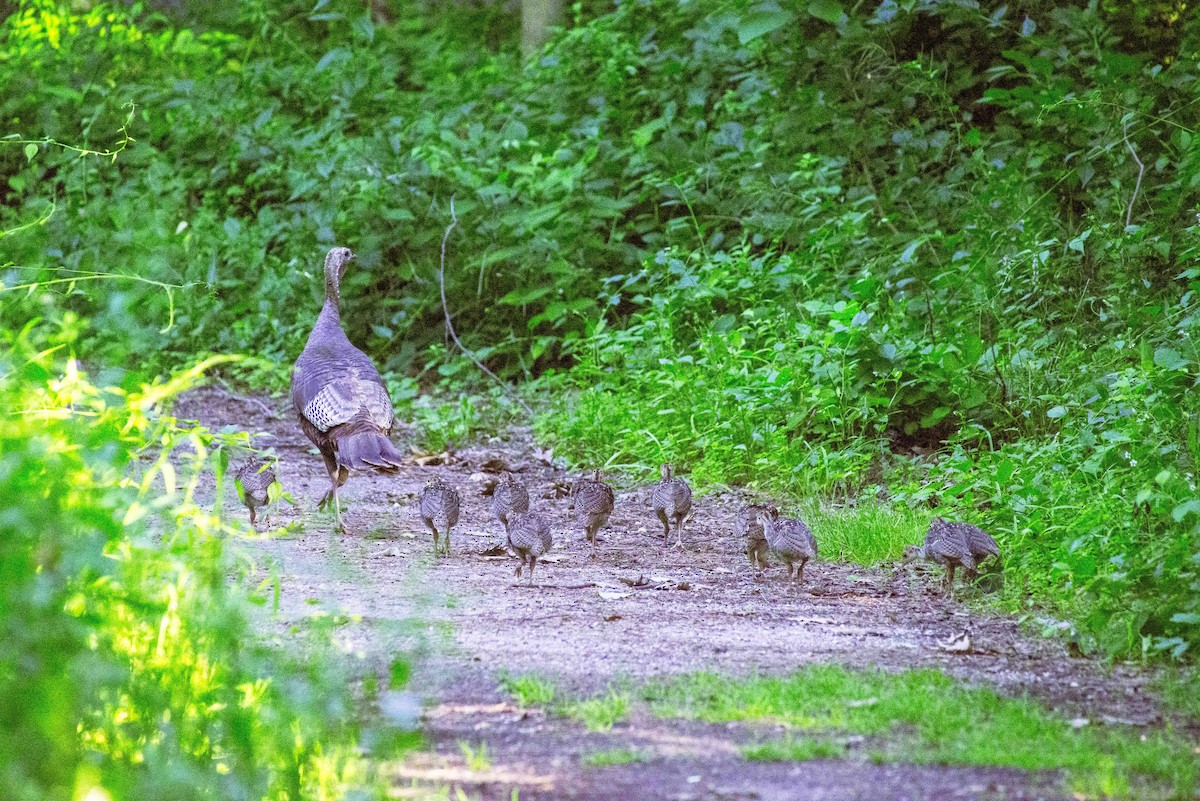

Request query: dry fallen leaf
[
  {"left": 596, "top": 589, "right": 632, "bottom": 601},
  {"left": 544, "top": 480, "right": 571, "bottom": 500}
]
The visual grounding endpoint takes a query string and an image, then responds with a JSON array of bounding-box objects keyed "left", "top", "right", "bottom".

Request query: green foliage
[
  {"left": 500, "top": 673, "right": 558, "bottom": 708},
  {"left": 579, "top": 748, "right": 647, "bottom": 767},
  {"left": 802, "top": 503, "right": 931, "bottom": 566},
  {"left": 457, "top": 740, "right": 492, "bottom": 772},
  {"left": 644, "top": 667, "right": 1198, "bottom": 798},
  {"left": 0, "top": 330, "right": 410, "bottom": 801},
  {"left": 562, "top": 689, "right": 632, "bottom": 732},
  {"left": 1155, "top": 669, "right": 1200, "bottom": 720},
  {"left": 741, "top": 738, "right": 846, "bottom": 762}
]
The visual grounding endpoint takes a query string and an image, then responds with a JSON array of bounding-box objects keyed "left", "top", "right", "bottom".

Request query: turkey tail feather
[{"left": 336, "top": 431, "right": 404, "bottom": 471}]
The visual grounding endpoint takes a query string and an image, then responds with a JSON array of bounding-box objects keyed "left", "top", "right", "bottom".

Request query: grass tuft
[
  {"left": 563, "top": 689, "right": 631, "bottom": 732},
  {"left": 798, "top": 501, "right": 930, "bottom": 565},
  {"left": 580, "top": 748, "right": 648, "bottom": 767},
  {"left": 742, "top": 737, "right": 847, "bottom": 762},
  {"left": 458, "top": 740, "right": 491, "bottom": 772},
  {"left": 500, "top": 673, "right": 557, "bottom": 708}
]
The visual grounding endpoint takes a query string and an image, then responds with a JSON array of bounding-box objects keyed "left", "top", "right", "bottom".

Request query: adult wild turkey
[{"left": 291, "top": 247, "right": 403, "bottom": 531}]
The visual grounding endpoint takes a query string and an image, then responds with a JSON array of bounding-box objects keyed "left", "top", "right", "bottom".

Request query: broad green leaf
[
  {"left": 737, "top": 9, "right": 793, "bottom": 44},
  {"left": 807, "top": 0, "right": 845, "bottom": 25},
  {"left": 1170, "top": 613, "right": 1200, "bottom": 625},
  {"left": 23, "top": 143, "right": 37, "bottom": 161},
  {"left": 1171, "top": 500, "right": 1200, "bottom": 522},
  {"left": 498, "top": 286, "right": 553, "bottom": 306},
  {"left": 1154, "top": 347, "right": 1188, "bottom": 371},
  {"left": 1046, "top": 405, "right": 1067, "bottom": 419},
  {"left": 920, "top": 406, "right": 951, "bottom": 428},
  {"left": 315, "top": 46, "right": 350, "bottom": 72}
]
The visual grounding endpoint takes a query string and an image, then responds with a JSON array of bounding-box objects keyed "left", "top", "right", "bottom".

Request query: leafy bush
[{"left": 0, "top": 327, "right": 411, "bottom": 800}]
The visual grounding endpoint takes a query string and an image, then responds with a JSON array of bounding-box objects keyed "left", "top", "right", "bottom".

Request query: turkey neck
[{"left": 319, "top": 261, "right": 343, "bottom": 326}]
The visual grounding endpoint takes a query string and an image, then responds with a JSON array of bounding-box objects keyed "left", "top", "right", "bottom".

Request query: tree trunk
[{"left": 521, "top": 0, "right": 563, "bottom": 60}]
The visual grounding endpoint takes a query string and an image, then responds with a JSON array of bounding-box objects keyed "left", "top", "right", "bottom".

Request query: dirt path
[{"left": 174, "top": 387, "right": 1167, "bottom": 801}]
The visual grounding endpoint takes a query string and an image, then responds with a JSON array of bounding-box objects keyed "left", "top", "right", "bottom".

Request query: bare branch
[
  {"left": 439, "top": 197, "right": 534, "bottom": 415},
  {"left": 1123, "top": 118, "right": 1145, "bottom": 228}
]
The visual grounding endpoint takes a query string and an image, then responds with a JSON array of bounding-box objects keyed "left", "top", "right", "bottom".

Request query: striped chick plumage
[
  {"left": 235, "top": 458, "right": 276, "bottom": 528},
  {"left": 571, "top": 469, "right": 615, "bottom": 558},
  {"left": 651, "top": 463, "right": 693, "bottom": 548},
  {"left": 757, "top": 507, "right": 817, "bottom": 585},
  {"left": 491, "top": 470, "right": 530, "bottom": 533},
  {"left": 419, "top": 476, "right": 461, "bottom": 555},
  {"left": 735, "top": 503, "right": 772, "bottom": 568},
  {"left": 903, "top": 517, "right": 1001, "bottom": 593},
  {"left": 506, "top": 511, "right": 553, "bottom": 583}
]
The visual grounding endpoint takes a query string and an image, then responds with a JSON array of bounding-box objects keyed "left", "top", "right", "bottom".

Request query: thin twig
[
  {"left": 1122, "top": 118, "right": 1145, "bottom": 228},
  {"left": 506, "top": 582, "right": 600, "bottom": 590},
  {"left": 439, "top": 196, "right": 534, "bottom": 415},
  {"left": 216, "top": 380, "right": 277, "bottom": 418}
]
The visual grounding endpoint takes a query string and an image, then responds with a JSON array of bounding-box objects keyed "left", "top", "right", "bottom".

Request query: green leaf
[
  {"left": 23, "top": 143, "right": 37, "bottom": 161},
  {"left": 315, "top": 46, "right": 350, "bottom": 73},
  {"left": 807, "top": 0, "right": 845, "bottom": 25},
  {"left": 1067, "top": 229, "right": 1091, "bottom": 253},
  {"left": 1170, "top": 613, "right": 1200, "bottom": 625},
  {"left": 737, "top": 9, "right": 793, "bottom": 44},
  {"left": 920, "top": 406, "right": 951, "bottom": 428},
  {"left": 1171, "top": 500, "right": 1200, "bottom": 522},
  {"left": 1153, "top": 347, "right": 1188, "bottom": 371},
  {"left": 631, "top": 117, "right": 667, "bottom": 148},
  {"left": 498, "top": 286, "right": 552, "bottom": 306},
  {"left": 1046, "top": 405, "right": 1067, "bottom": 419}
]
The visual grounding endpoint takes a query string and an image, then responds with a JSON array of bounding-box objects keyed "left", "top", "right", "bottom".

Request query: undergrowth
[{"left": 0, "top": 325, "right": 414, "bottom": 800}]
